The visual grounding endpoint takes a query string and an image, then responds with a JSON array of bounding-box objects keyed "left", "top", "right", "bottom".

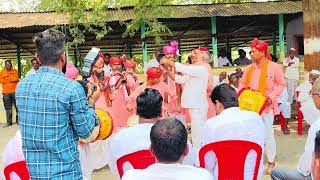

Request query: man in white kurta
[
  {"left": 283, "top": 48, "right": 299, "bottom": 104},
  {"left": 278, "top": 87, "right": 291, "bottom": 133},
  {"left": 271, "top": 79, "right": 320, "bottom": 180},
  {"left": 161, "top": 58, "right": 208, "bottom": 157},
  {"left": 122, "top": 118, "right": 212, "bottom": 180},
  {"left": 202, "top": 84, "right": 265, "bottom": 179},
  {"left": 297, "top": 70, "right": 320, "bottom": 125},
  {"left": 107, "top": 89, "right": 195, "bottom": 179}
]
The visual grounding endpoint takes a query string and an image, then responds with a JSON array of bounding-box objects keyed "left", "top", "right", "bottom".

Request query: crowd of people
[{"left": 1, "top": 28, "right": 320, "bottom": 180}]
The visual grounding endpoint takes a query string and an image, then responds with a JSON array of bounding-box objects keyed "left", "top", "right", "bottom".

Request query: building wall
[{"left": 286, "top": 15, "right": 304, "bottom": 55}]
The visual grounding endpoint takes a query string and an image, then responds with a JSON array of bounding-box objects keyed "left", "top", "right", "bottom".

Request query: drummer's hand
[
  {"left": 266, "top": 96, "right": 272, "bottom": 106},
  {"left": 127, "top": 104, "right": 134, "bottom": 112},
  {"left": 87, "top": 83, "right": 101, "bottom": 104}
]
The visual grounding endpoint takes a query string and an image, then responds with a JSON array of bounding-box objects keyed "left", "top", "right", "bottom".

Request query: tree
[
  {"left": 35, "top": 0, "right": 251, "bottom": 45},
  {"left": 303, "top": 0, "right": 320, "bottom": 71}
]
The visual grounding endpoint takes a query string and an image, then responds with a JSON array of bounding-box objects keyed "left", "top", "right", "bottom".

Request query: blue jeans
[{"left": 270, "top": 167, "right": 312, "bottom": 180}]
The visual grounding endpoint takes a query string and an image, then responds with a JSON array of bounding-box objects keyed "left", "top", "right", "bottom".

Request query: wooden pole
[{"left": 303, "top": 0, "right": 320, "bottom": 71}]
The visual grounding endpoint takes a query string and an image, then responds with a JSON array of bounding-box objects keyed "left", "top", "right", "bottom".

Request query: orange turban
[
  {"left": 124, "top": 60, "right": 136, "bottom": 70},
  {"left": 146, "top": 67, "right": 162, "bottom": 79},
  {"left": 109, "top": 57, "right": 123, "bottom": 65}
]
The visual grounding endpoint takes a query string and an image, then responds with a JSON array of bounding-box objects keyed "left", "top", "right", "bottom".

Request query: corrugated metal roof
[{"left": 0, "top": 1, "right": 301, "bottom": 29}]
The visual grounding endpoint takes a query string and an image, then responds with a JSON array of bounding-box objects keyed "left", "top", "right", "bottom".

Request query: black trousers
[{"left": 3, "top": 93, "right": 18, "bottom": 125}]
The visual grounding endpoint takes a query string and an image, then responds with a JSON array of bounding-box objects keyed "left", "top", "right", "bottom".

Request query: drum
[
  {"left": 238, "top": 88, "right": 267, "bottom": 115},
  {"left": 79, "top": 109, "right": 113, "bottom": 144},
  {"left": 95, "top": 109, "right": 113, "bottom": 140}
]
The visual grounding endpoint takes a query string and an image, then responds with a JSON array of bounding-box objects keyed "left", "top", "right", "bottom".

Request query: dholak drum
[
  {"left": 79, "top": 109, "right": 113, "bottom": 144},
  {"left": 238, "top": 88, "right": 267, "bottom": 115}
]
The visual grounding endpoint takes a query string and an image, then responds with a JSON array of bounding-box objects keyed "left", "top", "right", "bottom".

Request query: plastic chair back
[
  {"left": 199, "top": 140, "right": 262, "bottom": 180},
  {"left": 116, "top": 149, "right": 156, "bottom": 178},
  {"left": 4, "top": 161, "right": 30, "bottom": 180}
]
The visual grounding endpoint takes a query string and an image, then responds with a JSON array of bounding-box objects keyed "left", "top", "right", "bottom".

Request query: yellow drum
[
  {"left": 238, "top": 88, "right": 267, "bottom": 115},
  {"left": 95, "top": 109, "right": 113, "bottom": 140},
  {"left": 79, "top": 109, "right": 113, "bottom": 144}
]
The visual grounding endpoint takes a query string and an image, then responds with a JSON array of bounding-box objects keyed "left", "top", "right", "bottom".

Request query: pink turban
[
  {"left": 65, "top": 61, "right": 78, "bottom": 80},
  {"left": 146, "top": 67, "right": 162, "bottom": 79},
  {"left": 163, "top": 41, "right": 179, "bottom": 57},
  {"left": 109, "top": 57, "right": 123, "bottom": 65}
]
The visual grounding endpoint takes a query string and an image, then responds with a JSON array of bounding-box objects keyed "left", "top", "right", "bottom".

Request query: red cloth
[
  {"left": 124, "top": 60, "right": 136, "bottom": 70},
  {"left": 109, "top": 57, "right": 123, "bottom": 65},
  {"left": 146, "top": 68, "right": 162, "bottom": 79}
]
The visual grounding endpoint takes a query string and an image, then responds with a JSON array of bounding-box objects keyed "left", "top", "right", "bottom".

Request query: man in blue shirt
[{"left": 16, "top": 29, "right": 100, "bottom": 179}]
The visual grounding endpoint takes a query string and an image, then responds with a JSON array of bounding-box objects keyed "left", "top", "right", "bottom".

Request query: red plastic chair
[
  {"left": 199, "top": 140, "right": 262, "bottom": 180},
  {"left": 4, "top": 161, "right": 30, "bottom": 180},
  {"left": 296, "top": 91, "right": 303, "bottom": 135},
  {"left": 116, "top": 149, "right": 156, "bottom": 178}
]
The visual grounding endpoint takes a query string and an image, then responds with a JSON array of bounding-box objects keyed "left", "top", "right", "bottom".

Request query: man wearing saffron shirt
[
  {"left": 0, "top": 60, "right": 19, "bottom": 127},
  {"left": 239, "top": 38, "right": 286, "bottom": 174},
  {"left": 108, "top": 57, "right": 133, "bottom": 132}
]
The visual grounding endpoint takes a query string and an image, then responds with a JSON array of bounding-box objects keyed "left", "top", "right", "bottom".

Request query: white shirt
[
  {"left": 297, "top": 119, "right": 320, "bottom": 176},
  {"left": 283, "top": 56, "right": 299, "bottom": 80},
  {"left": 122, "top": 163, "right": 213, "bottom": 180},
  {"left": 103, "top": 64, "right": 112, "bottom": 75},
  {"left": 108, "top": 123, "right": 196, "bottom": 179},
  {"left": 212, "top": 76, "right": 226, "bottom": 87},
  {"left": 218, "top": 56, "right": 231, "bottom": 67},
  {"left": 174, "top": 63, "right": 208, "bottom": 109},
  {"left": 202, "top": 107, "right": 265, "bottom": 179},
  {"left": 297, "top": 81, "right": 312, "bottom": 103}
]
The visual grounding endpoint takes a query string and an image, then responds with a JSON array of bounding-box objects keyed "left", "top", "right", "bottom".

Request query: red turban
[
  {"left": 251, "top": 38, "right": 271, "bottom": 60},
  {"left": 146, "top": 67, "right": 162, "bottom": 79},
  {"left": 124, "top": 60, "right": 136, "bottom": 70},
  {"left": 109, "top": 57, "right": 123, "bottom": 65},
  {"left": 198, "top": 47, "right": 209, "bottom": 52}
]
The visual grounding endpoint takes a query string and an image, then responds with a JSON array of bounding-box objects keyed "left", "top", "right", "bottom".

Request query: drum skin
[{"left": 95, "top": 109, "right": 113, "bottom": 140}]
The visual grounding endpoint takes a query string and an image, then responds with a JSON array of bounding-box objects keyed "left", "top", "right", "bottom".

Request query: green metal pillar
[
  {"left": 211, "top": 16, "right": 218, "bottom": 67},
  {"left": 16, "top": 45, "right": 21, "bottom": 78},
  {"left": 278, "top": 14, "right": 285, "bottom": 62},
  {"left": 141, "top": 22, "right": 148, "bottom": 66},
  {"left": 272, "top": 31, "right": 277, "bottom": 57},
  {"left": 73, "top": 47, "right": 78, "bottom": 68},
  {"left": 65, "top": 44, "right": 69, "bottom": 61}
]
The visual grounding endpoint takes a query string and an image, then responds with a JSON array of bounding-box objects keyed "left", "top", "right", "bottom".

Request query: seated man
[
  {"left": 122, "top": 118, "right": 213, "bottom": 180},
  {"left": 278, "top": 87, "right": 291, "bottom": 134},
  {"left": 108, "top": 89, "right": 195, "bottom": 179},
  {"left": 202, "top": 84, "right": 265, "bottom": 179},
  {"left": 213, "top": 71, "right": 227, "bottom": 87},
  {"left": 298, "top": 70, "right": 320, "bottom": 125},
  {"left": 228, "top": 72, "right": 239, "bottom": 91},
  {"left": 271, "top": 80, "right": 320, "bottom": 180},
  {"left": 312, "top": 131, "right": 320, "bottom": 180}
]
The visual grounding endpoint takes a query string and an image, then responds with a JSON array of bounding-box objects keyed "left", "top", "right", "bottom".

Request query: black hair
[
  {"left": 315, "top": 131, "right": 320, "bottom": 159},
  {"left": 136, "top": 88, "right": 163, "bottom": 119},
  {"left": 210, "top": 83, "right": 239, "bottom": 108},
  {"left": 150, "top": 118, "right": 187, "bottom": 162}
]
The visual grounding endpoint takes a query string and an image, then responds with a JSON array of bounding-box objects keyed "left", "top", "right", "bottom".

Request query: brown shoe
[{"left": 264, "top": 161, "right": 275, "bottom": 175}]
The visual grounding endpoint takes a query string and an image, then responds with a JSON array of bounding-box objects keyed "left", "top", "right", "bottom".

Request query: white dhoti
[
  {"left": 286, "top": 79, "right": 298, "bottom": 104},
  {"left": 279, "top": 102, "right": 291, "bottom": 118},
  {"left": 78, "top": 139, "right": 110, "bottom": 180},
  {"left": 262, "top": 112, "right": 276, "bottom": 162},
  {"left": 189, "top": 107, "right": 208, "bottom": 149}
]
